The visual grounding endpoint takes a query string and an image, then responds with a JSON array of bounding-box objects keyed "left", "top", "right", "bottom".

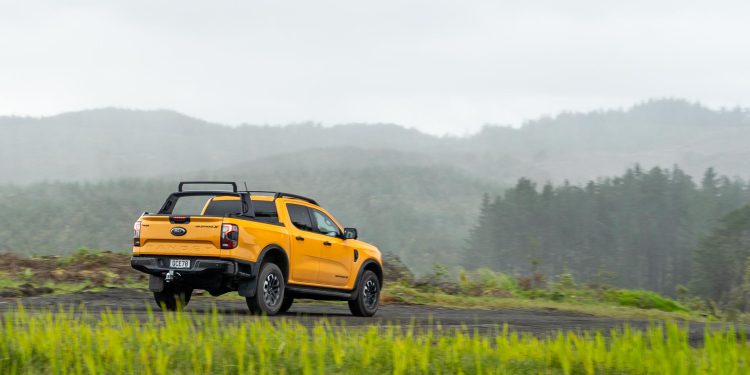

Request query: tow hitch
[{"left": 165, "top": 270, "right": 181, "bottom": 283}]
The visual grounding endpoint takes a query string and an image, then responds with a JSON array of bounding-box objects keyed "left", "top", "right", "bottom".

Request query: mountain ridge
[{"left": 1, "top": 98, "right": 749, "bottom": 185}]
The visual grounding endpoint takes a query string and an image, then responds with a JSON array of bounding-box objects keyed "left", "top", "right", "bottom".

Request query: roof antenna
[{"left": 244, "top": 181, "right": 249, "bottom": 191}]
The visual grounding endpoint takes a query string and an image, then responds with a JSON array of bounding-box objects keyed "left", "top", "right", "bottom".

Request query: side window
[
  {"left": 310, "top": 209, "right": 341, "bottom": 237},
  {"left": 252, "top": 200, "right": 279, "bottom": 223},
  {"left": 287, "top": 204, "right": 314, "bottom": 232}
]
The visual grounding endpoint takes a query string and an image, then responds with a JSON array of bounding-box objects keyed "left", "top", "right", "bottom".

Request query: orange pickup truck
[{"left": 131, "top": 182, "right": 383, "bottom": 316}]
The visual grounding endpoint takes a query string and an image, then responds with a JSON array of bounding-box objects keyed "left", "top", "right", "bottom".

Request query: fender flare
[
  {"left": 350, "top": 259, "right": 383, "bottom": 300},
  {"left": 238, "top": 244, "right": 289, "bottom": 298},
  {"left": 256, "top": 244, "right": 290, "bottom": 271}
]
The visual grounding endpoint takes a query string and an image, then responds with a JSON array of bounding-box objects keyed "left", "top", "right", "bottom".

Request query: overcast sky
[{"left": 1, "top": 1, "right": 749, "bottom": 135}]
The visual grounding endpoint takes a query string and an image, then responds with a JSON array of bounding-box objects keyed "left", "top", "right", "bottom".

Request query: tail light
[
  {"left": 133, "top": 221, "right": 141, "bottom": 247},
  {"left": 221, "top": 224, "right": 239, "bottom": 249}
]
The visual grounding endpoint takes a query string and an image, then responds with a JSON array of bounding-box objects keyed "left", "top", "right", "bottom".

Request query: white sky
[{"left": 1, "top": 0, "right": 749, "bottom": 135}]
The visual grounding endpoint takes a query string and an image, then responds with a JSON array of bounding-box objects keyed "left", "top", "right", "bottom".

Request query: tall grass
[{"left": 0, "top": 306, "right": 747, "bottom": 374}]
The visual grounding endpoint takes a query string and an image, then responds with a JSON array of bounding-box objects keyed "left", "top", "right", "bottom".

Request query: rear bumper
[
  {"left": 131, "top": 255, "right": 258, "bottom": 294},
  {"left": 130, "top": 256, "right": 249, "bottom": 276}
]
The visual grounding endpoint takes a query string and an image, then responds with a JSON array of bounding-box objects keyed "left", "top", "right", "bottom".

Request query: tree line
[{"left": 464, "top": 166, "right": 750, "bottom": 297}]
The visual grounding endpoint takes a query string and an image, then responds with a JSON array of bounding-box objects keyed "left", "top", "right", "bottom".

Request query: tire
[
  {"left": 348, "top": 270, "right": 380, "bottom": 317},
  {"left": 153, "top": 285, "right": 192, "bottom": 311},
  {"left": 246, "top": 262, "right": 285, "bottom": 315},
  {"left": 279, "top": 295, "right": 294, "bottom": 313}
]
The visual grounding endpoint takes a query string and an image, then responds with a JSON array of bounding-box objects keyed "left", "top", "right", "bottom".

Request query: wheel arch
[
  {"left": 257, "top": 244, "right": 290, "bottom": 282},
  {"left": 355, "top": 259, "right": 383, "bottom": 291}
]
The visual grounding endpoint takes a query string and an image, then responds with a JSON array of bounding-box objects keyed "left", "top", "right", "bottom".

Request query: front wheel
[
  {"left": 246, "top": 263, "right": 285, "bottom": 315},
  {"left": 153, "top": 285, "right": 192, "bottom": 311},
  {"left": 348, "top": 270, "right": 380, "bottom": 317},
  {"left": 279, "top": 295, "right": 294, "bottom": 313}
]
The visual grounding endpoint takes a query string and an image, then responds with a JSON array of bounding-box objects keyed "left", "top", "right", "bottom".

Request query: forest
[
  {"left": 465, "top": 166, "right": 750, "bottom": 303},
  {"left": 2, "top": 165, "right": 749, "bottom": 306}
]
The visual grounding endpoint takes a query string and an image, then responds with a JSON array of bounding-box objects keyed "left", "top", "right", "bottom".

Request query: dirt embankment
[
  {"left": 0, "top": 251, "right": 411, "bottom": 298},
  {"left": 0, "top": 251, "right": 147, "bottom": 297}
]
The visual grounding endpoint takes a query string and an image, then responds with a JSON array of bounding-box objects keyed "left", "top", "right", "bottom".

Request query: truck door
[
  {"left": 286, "top": 204, "right": 319, "bottom": 284},
  {"left": 309, "top": 208, "right": 353, "bottom": 288}
]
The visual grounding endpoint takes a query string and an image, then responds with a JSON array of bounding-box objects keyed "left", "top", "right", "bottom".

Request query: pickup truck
[{"left": 131, "top": 182, "right": 383, "bottom": 316}]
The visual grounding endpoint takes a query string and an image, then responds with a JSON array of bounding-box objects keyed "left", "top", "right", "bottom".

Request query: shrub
[
  {"left": 458, "top": 268, "right": 517, "bottom": 297},
  {"left": 608, "top": 289, "right": 689, "bottom": 312}
]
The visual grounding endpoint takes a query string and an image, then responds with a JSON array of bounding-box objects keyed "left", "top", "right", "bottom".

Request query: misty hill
[
  {"left": 2, "top": 99, "right": 749, "bottom": 185},
  {"left": 0, "top": 165, "right": 494, "bottom": 273}
]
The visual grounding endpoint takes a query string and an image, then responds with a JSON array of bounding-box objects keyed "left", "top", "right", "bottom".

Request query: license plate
[{"left": 170, "top": 259, "right": 190, "bottom": 269}]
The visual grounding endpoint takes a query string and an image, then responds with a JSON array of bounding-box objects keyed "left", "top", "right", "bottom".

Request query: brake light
[
  {"left": 221, "top": 224, "right": 239, "bottom": 249},
  {"left": 170, "top": 216, "right": 190, "bottom": 224},
  {"left": 133, "top": 221, "right": 141, "bottom": 247}
]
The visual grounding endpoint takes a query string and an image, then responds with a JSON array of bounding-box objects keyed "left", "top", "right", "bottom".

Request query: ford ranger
[{"left": 130, "top": 181, "right": 383, "bottom": 316}]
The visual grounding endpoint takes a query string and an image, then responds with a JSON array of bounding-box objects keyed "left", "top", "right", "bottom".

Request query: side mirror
[{"left": 343, "top": 228, "right": 358, "bottom": 240}]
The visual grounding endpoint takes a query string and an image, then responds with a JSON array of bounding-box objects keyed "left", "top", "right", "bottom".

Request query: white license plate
[{"left": 170, "top": 259, "right": 190, "bottom": 269}]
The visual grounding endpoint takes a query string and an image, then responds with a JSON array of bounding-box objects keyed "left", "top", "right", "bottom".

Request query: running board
[{"left": 286, "top": 285, "right": 355, "bottom": 301}]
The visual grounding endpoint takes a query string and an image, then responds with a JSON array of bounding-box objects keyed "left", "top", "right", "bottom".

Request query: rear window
[
  {"left": 202, "top": 198, "right": 278, "bottom": 223},
  {"left": 203, "top": 200, "right": 243, "bottom": 216},
  {"left": 172, "top": 196, "right": 218, "bottom": 216}
]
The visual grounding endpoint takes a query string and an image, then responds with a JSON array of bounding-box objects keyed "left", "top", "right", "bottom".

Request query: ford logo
[{"left": 171, "top": 227, "right": 187, "bottom": 236}]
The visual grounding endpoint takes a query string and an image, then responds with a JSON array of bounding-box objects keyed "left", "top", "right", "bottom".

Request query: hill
[{"left": 1, "top": 99, "right": 749, "bottom": 185}]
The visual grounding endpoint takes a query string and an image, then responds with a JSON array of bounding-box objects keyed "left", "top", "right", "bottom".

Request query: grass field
[{"left": 0, "top": 306, "right": 747, "bottom": 374}]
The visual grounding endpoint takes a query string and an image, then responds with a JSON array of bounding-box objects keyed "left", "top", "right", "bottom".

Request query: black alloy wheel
[
  {"left": 246, "top": 262, "right": 285, "bottom": 315},
  {"left": 348, "top": 270, "right": 380, "bottom": 317}
]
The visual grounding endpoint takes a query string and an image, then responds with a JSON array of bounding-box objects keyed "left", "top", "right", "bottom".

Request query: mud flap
[
  {"left": 238, "top": 278, "right": 257, "bottom": 297},
  {"left": 149, "top": 275, "right": 165, "bottom": 292}
]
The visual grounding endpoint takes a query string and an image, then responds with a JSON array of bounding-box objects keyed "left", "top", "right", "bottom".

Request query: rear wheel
[
  {"left": 348, "top": 270, "right": 380, "bottom": 317},
  {"left": 153, "top": 285, "right": 192, "bottom": 311},
  {"left": 246, "top": 263, "right": 285, "bottom": 315}
]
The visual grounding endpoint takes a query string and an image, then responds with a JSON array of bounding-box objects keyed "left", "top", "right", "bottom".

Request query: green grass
[
  {"left": 387, "top": 266, "right": 700, "bottom": 320},
  {"left": 383, "top": 283, "right": 698, "bottom": 321},
  {"left": 609, "top": 289, "right": 688, "bottom": 312},
  {"left": 0, "top": 307, "right": 747, "bottom": 374}
]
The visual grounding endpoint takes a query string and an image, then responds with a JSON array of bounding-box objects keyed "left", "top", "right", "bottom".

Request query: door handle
[
  {"left": 295, "top": 236, "right": 305, "bottom": 241},
  {"left": 323, "top": 241, "right": 332, "bottom": 246}
]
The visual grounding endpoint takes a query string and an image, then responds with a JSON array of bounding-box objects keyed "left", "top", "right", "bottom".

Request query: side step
[{"left": 286, "top": 285, "right": 355, "bottom": 301}]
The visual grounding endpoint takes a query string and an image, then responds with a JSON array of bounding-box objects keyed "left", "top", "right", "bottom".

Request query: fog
[{"left": 2, "top": 0, "right": 750, "bottom": 135}]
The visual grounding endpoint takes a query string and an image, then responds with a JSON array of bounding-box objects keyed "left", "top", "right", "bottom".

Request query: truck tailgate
[{"left": 139, "top": 216, "right": 224, "bottom": 257}]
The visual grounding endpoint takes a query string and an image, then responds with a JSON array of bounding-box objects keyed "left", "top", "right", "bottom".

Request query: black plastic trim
[
  {"left": 179, "top": 181, "right": 237, "bottom": 192},
  {"left": 256, "top": 244, "right": 290, "bottom": 271},
  {"left": 237, "top": 244, "right": 289, "bottom": 298},
  {"left": 285, "top": 285, "right": 355, "bottom": 300},
  {"left": 273, "top": 192, "right": 318, "bottom": 205},
  {"left": 156, "top": 191, "right": 255, "bottom": 219},
  {"left": 131, "top": 255, "right": 255, "bottom": 278},
  {"left": 354, "top": 259, "right": 383, "bottom": 292},
  {"left": 240, "top": 191, "right": 319, "bottom": 205}
]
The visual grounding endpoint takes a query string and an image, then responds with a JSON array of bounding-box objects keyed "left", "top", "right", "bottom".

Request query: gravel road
[{"left": 1, "top": 288, "right": 742, "bottom": 345}]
